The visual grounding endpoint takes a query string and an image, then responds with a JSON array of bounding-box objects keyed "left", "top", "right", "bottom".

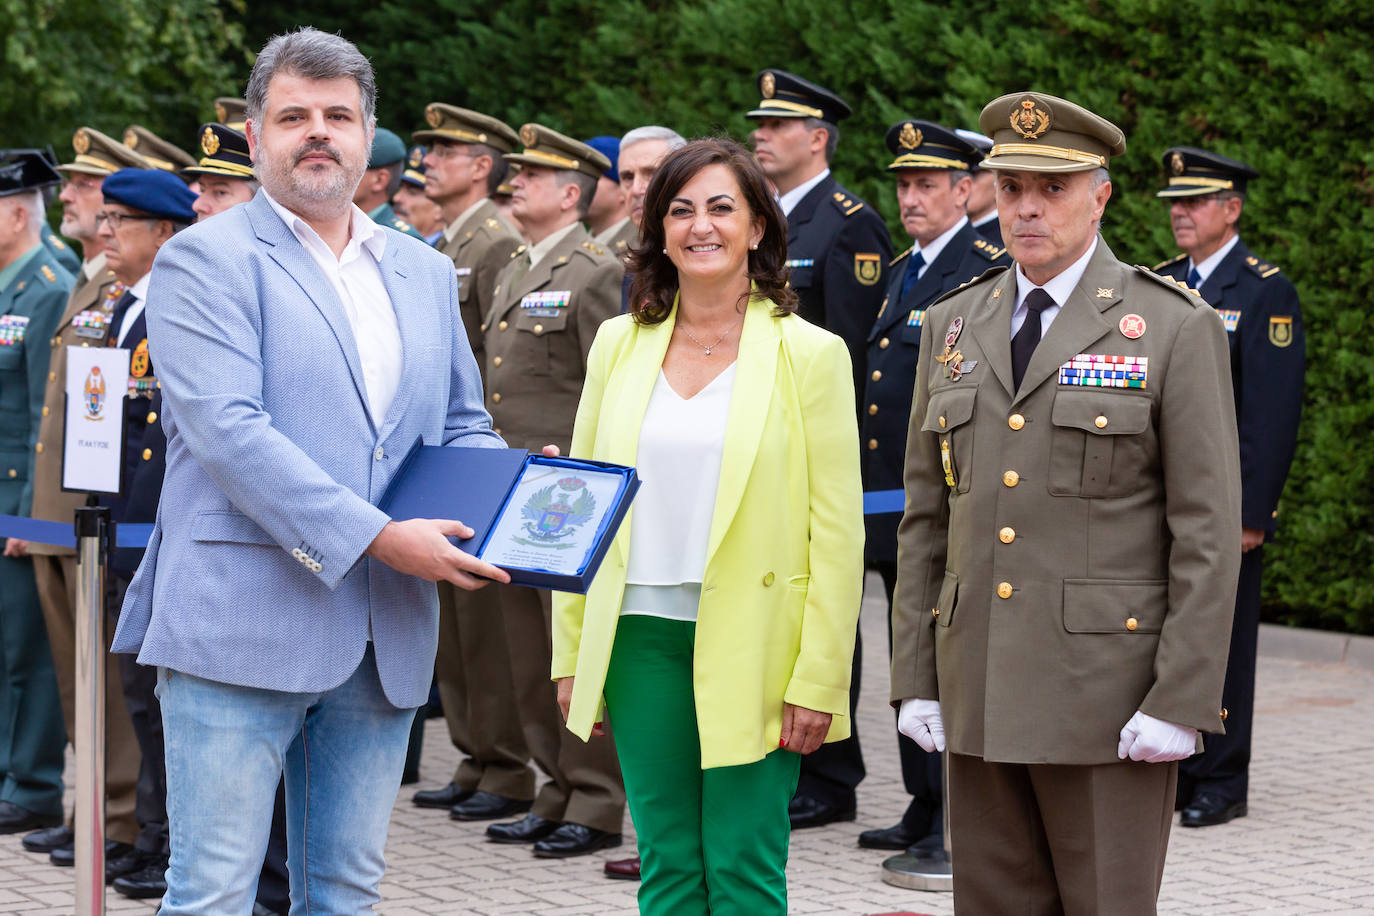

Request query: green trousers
[{"left": 603, "top": 614, "right": 800, "bottom": 916}]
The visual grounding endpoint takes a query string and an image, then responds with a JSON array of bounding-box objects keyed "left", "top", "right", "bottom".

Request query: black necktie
[
  {"left": 106, "top": 290, "right": 137, "bottom": 347},
  {"left": 1011, "top": 288, "right": 1055, "bottom": 391},
  {"left": 898, "top": 251, "right": 926, "bottom": 303}
]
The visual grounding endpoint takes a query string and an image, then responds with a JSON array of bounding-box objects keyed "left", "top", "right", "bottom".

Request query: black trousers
[
  {"left": 1179, "top": 545, "right": 1263, "bottom": 805},
  {"left": 877, "top": 562, "right": 943, "bottom": 838}
]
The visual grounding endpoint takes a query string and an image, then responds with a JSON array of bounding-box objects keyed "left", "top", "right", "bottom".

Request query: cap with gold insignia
[
  {"left": 412, "top": 104, "right": 519, "bottom": 153},
  {"left": 1155, "top": 146, "right": 1259, "bottom": 198},
  {"left": 978, "top": 92, "right": 1126, "bottom": 173},
  {"left": 402, "top": 145, "right": 427, "bottom": 188},
  {"left": 368, "top": 127, "right": 408, "bottom": 168},
  {"left": 123, "top": 126, "right": 197, "bottom": 174},
  {"left": 884, "top": 119, "right": 983, "bottom": 172},
  {"left": 215, "top": 97, "right": 248, "bottom": 132},
  {"left": 183, "top": 123, "right": 253, "bottom": 180},
  {"left": 58, "top": 128, "right": 150, "bottom": 177},
  {"left": 746, "top": 69, "right": 851, "bottom": 123},
  {"left": 504, "top": 125, "right": 609, "bottom": 179},
  {"left": 0, "top": 151, "right": 62, "bottom": 197}
]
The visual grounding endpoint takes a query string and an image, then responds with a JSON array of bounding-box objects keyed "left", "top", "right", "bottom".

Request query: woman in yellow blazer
[{"left": 552, "top": 138, "right": 863, "bottom": 915}]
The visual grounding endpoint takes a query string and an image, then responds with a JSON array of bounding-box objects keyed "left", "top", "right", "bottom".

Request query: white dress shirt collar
[
  {"left": 1188, "top": 233, "right": 1240, "bottom": 286},
  {"left": 115, "top": 270, "right": 152, "bottom": 347},
  {"left": 776, "top": 168, "right": 831, "bottom": 217},
  {"left": 1010, "top": 236, "right": 1099, "bottom": 339},
  {"left": 913, "top": 216, "right": 969, "bottom": 274},
  {"left": 972, "top": 210, "right": 999, "bottom": 229},
  {"left": 262, "top": 190, "right": 387, "bottom": 265}
]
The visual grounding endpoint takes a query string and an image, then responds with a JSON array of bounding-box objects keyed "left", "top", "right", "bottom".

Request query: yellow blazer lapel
[{"left": 706, "top": 298, "right": 780, "bottom": 565}]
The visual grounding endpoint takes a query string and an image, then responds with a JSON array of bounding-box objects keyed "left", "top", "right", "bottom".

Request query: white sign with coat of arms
[
  {"left": 62, "top": 345, "right": 130, "bottom": 494},
  {"left": 482, "top": 464, "right": 625, "bottom": 576}
]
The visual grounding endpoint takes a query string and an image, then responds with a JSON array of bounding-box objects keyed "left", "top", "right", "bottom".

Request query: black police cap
[
  {"left": 1157, "top": 146, "right": 1259, "bottom": 198},
  {"left": 0, "top": 151, "right": 62, "bottom": 198},
  {"left": 884, "top": 120, "right": 983, "bottom": 172},
  {"left": 746, "top": 69, "right": 851, "bottom": 123}
]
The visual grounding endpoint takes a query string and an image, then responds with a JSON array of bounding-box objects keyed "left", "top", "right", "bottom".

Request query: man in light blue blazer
[{"left": 111, "top": 28, "right": 510, "bottom": 914}]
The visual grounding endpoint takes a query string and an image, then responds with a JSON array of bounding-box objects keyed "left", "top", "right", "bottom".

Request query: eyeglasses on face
[{"left": 95, "top": 211, "right": 160, "bottom": 229}]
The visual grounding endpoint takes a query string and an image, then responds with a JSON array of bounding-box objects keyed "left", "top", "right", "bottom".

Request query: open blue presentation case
[{"left": 378, "top": 441, "right": 640, "bottom": 593}]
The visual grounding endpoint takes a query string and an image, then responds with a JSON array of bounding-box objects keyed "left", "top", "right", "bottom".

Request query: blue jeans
[{"left": 155, "top": 644, "right": 414, "bottom": 915}]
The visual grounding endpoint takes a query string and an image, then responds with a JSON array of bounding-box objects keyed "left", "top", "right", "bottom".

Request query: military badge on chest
[{"left": 935, "top": 316, "right": 977, "bottom": 381}]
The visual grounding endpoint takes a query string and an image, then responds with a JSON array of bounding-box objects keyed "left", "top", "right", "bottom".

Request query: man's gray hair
[
  {"left": 1, "top": 190, "right": 46, "bottom": 234},
  {"left": 620, "top": 126, "right": 686, "bottom": 154},
  {"left": 1088, "top": 167, "right": 1110, "bottom": 190},
  {"left": 246, "top": 27, "right": 377, "bottom": 129}
]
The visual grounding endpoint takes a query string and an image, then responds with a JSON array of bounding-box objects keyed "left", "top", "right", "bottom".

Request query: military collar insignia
[
  {"left": 1010, "top": 97, "right": 1051, "bottom": 140},
  {"left": 1096, "top": 287, "right": 1114, "bottom": 298}
]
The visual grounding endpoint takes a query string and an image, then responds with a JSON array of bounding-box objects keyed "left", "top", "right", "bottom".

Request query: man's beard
[{"left": 257, "top": 140, "right": 364, "bottom": 214}]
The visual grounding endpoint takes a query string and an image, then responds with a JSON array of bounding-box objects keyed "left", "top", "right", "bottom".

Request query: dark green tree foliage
[
  {"left": 0, "top": 0, "right": 250, "bottom": 155},
  {"left": 17, "top": 0, "right": 1373, "bottom": 628}
]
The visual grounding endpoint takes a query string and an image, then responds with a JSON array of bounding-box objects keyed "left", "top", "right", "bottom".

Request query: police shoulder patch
[
  {"left": 828, "top": 188, "right": 864, "bottom": 217},
  {"left": 1153, "top": 252, "right": 1187, "bottom": 272},
  {"left": 972, "top": 239, "right": 1006, "bottom": 261},
  {"left": 41, "top": 264, "right": 57, "bottom": 283},
  {"left": 1243, "top": 256, "right": 1282, "bottom": 279}
]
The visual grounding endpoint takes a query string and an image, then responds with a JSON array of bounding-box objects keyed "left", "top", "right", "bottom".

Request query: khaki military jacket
[
  {"left": 482, "top": 223, "right": 622, "bottom": 452},
  {"left": 27, "top": 255, "right": 121, "bottom": 556},
  {"left": 436, "top": 198, "right": 522, "bottom": 372},
  {"left": 597, "top": 218, "right": 638, "bottom": 262},
  {"left": 890, "top": 239, "right": 1241, "bottom": 765}
]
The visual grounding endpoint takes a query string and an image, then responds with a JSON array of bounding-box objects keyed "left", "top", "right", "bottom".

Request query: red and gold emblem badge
[
  {"left": 1119, "top": 314, "right": 1147, "bottom": 339},
  {"left": 1010, "top": 98, "right": 1051, "bottom": 140}
]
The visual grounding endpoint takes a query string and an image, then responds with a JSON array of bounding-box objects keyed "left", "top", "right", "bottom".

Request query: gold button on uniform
[
  {"left": 498, "top": 320, "right": 508, "bottom": 331},
  {"left": 762, "top": 572, "right": 775, "bottom": 587},
  {"left": 142, "top": 448, "right": 152, "bottom": 461},
  {"left": 1220, "top": 707, "right": 1228, "bottom": 721},
  {"left": 493, "top": 356, "right": 502, "bottom": 367},
  {"left": 42, "top": 406, "right": 49, "bottom": 416},
  {"left": 147, "top": 411, "right": 157, "bottom": 424},
  {"left": 867, "top": 439, "right": 878, "bottom": 450},
  {"left": 34, "top": 443, "right": 43, "bottom": 454},
  {"left": 492, "top": 393, "right": 502, "bottom": 403},
  {"left": 1003, "top": 470, "right": 1019, "bottom": 487},
  {"left": 879, "top": 337, "right": 890, "bottom": 349},
  {"left": 48, "top": 372, "right": 56, "bottom": 382},
  {"left": 533, "top": 324, "right": 544, "bottom": 335},
  {"left": 871, "top": 370, "right": 882, "bottom": 381},
  {"left": 7, "top": 469, "right": 15, "bottom": 478},
  {"left": 1094, "top": 415, "right": 1108, "bottom": 429},
  {"left": 1125, "top": 617, "right": 1139, "bottom": 631},
  {"left": 997, "top": 582, "right": 1013, "bottom": 599},
  {"left": 998, "top": 527, "right": 1015, "bottom": 544},
  {"left": 868, "top": 404, "right": 878, "bottom": 416},
  {"left": 1008, "top": 414, "right": 1025, "bottom": 430},
  {"left": 931, "top": 608, "right": 940, "bottom": 618},
  {"left": 938, "top": 416, "right": 947, "bottom": 428}
]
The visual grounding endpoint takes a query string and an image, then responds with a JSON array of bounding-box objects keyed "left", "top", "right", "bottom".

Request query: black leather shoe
[
  {"left": 531, "top": 822, "right": 622, "bottom": 858},
  {"left": 1180, "top": 793, "right": 1247, "bottom": 828},
  {"left": 413, "top": 782, "right": 474, "bottom": 810},
  {"left": 788, "top": 794, "right": 856, "bottom": 829},
  {"left": 604, "top": 856, "right": 642, "bottom": 880},
  {"left": 486, "top": 813, "right": 561, "bottom": 844},
  {"left": 112, "top": 859, "right": 168, "bottom": 898},
  {"left": 21, "top": 824, "right": 72, "bottom": 852},
  {"left": 858, "top": 821, "right": 925, "bottom": 850},
  {"left": 0, "top": 800, "right": 61, "bottom": 835},
  {"left": 450, "top": 791, "right": 532, "bottom": 822},
  {"left": 51, "top": 839, "right": 136, "bottom": 868},
  {"left": 105, "top": 845, "right": 153, "bottom": 883}
]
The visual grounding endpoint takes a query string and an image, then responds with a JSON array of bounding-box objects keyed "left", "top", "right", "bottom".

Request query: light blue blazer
[{"left": 111, "top": 193, "right": 502, "bottom": 708}]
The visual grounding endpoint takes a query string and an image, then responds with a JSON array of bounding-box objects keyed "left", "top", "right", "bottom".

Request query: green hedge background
[{"left": 4, "top": 0, "right": 1370, "bottom": 630}]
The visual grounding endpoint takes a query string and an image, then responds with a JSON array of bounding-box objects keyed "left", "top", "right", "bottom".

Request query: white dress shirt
[
  {"left": 912, "top": 216, "right": 969, "bottom": 281},
  {"left": 1187, "top": 233, "right": 1240, "bottom": 286},
  {"left": 263, "top": 191, "right": 402, "bottom": 425},
  {"left": 115, "top": 271, "right": 152, "bottom": 346},
  {"left": 1010, "top": 236, "right": 1099, "bottom": 339},
  {"left": 777, "top": 168, "right": 831, "bottom": 217}
]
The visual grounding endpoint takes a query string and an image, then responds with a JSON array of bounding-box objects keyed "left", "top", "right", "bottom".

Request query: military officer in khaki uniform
[
  {"left": 479, "top": 125, "right": 626, "bottom": 857},
  {"left": 121, "top": 126, "right": 195, "bottom": 176},
  {"left": 16, "top": 127, "right": 148, "bottom": 863},
  {"left": 407, "top": 103, "right": 537, "bottom": 819},
  {"left": 890, "top": 93, "right": 1242, "bottom": 914}
]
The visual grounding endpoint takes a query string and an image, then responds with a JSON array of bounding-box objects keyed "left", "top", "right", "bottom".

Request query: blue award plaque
[{"left": 379, "top": 441, "right": 639, "bottom": 593}]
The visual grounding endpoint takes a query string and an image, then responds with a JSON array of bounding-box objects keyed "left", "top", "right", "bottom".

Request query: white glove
[
  {"left": 898, "top": 698, "right": 945, "bottom": 753},
  {"left": 1116, "top": 710, "right": 1197, "bottom": 763}
]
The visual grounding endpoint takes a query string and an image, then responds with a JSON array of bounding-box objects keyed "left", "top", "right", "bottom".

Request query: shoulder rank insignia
[
  {"left": 486, "top": 218, "right": 500, "bottom": 229},
  {"left": 890, "top": 247, "right": 912, "bottom": 268},
  {"left": 854, "top": 253, "right": 881, "bottom": 286},
  {"left": 830, "top": 193, "right": 864, "bottom": 216},
  {"left": 1244, "top": 257, "right": 1282, "bottom": 279},
  {"left": 1268, "top": 315, "right": 1294, "bottom": 347},
  {"left": 51, "top": 236, "right": 67, "bottom": 251},
  {"left": 41, "top": 264, "right": 57, "bottom": 283},
  {"left": 972, "top": 239, "right": 1005, "bottom": 260},
  {"left": 1153, "top": 253, "right": 1187, "bottom": 272}
]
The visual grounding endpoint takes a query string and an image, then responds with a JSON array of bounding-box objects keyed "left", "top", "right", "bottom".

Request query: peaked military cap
[
  {"left": 369, "top": 127, "right": 408, "bottom": 168},
  {"left": 583, "top": 135, "right": 621, "bottom": 182},
  {"left": 884, "top": 119, "right": 983, "bottom": 172},
  {"left": 57, "top": 127, "right": 150, "bottom": 177},
  {"left": 746, "top": 69, "right": 851, "bottom": 123},
  {"left": 1156, "top": 146, "right": 1259, "bottom": 198},
  {"left": 215, "top": 97, "right": 248, "bottom": 132},
  {"left": 504, "top": 125, "right": 609, "bottom": 179},
  {"left": 123, "top": 126, "right": 196, "bottom": 174},
  {"left": 102, "top": 168, "right": 198, "bottom": 223},
  {"left": 978, "top": 92, "right": 1126, "bottom": 173},
  {"left": 0, "top": 151, "right": 62, "bottom": 197},
  {"left": 413, "top": 104, "right": 519, "bottom": 153},
  {"left": 955, "top": 128, "right": 994, "bottom": 170},
  {"left": 402, "top": 145, "right": 427, "bottom": 188},
  {"left": 183, "top": 123, "right": 254, "bottom": 180}
]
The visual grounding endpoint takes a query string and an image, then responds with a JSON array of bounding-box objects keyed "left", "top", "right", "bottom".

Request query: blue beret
[
  {"left": 583, "top": 136, "right": 620, "bottom": 183},
  {"left": 102, "top": 168, "right": 198, "bottom": 223}
]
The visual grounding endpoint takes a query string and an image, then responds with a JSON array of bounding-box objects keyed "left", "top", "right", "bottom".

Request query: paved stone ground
[{"left": 4, "top": 572, "right": 1374, "bottom": 914}]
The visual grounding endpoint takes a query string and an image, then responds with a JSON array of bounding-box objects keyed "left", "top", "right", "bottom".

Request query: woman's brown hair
[{"left": 626, "top": 137, "right": 797, "bottom": 324}]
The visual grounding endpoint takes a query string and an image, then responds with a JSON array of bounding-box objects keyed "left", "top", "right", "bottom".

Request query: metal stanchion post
[
  {"left": 880, "top": 749, "right": 953, "bottom": 891},
  {"left": 74, "top": 504, "right": 111, "bottom": 915}
]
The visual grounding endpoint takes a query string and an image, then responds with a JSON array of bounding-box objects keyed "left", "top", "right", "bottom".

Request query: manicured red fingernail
[
  {"left": 779, "top": 737, "right": 786, "bottom": 748},
  {"left": 594, "top": 722, "right": 603, "bottom": 729}
]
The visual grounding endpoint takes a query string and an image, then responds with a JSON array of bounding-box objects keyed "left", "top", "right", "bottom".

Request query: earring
[
  {"left": 662, "top": 248, "right": 668, "bottom": 254},
  {"left": 750, "top": 243, "right": 758, "bottom": 250}
]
